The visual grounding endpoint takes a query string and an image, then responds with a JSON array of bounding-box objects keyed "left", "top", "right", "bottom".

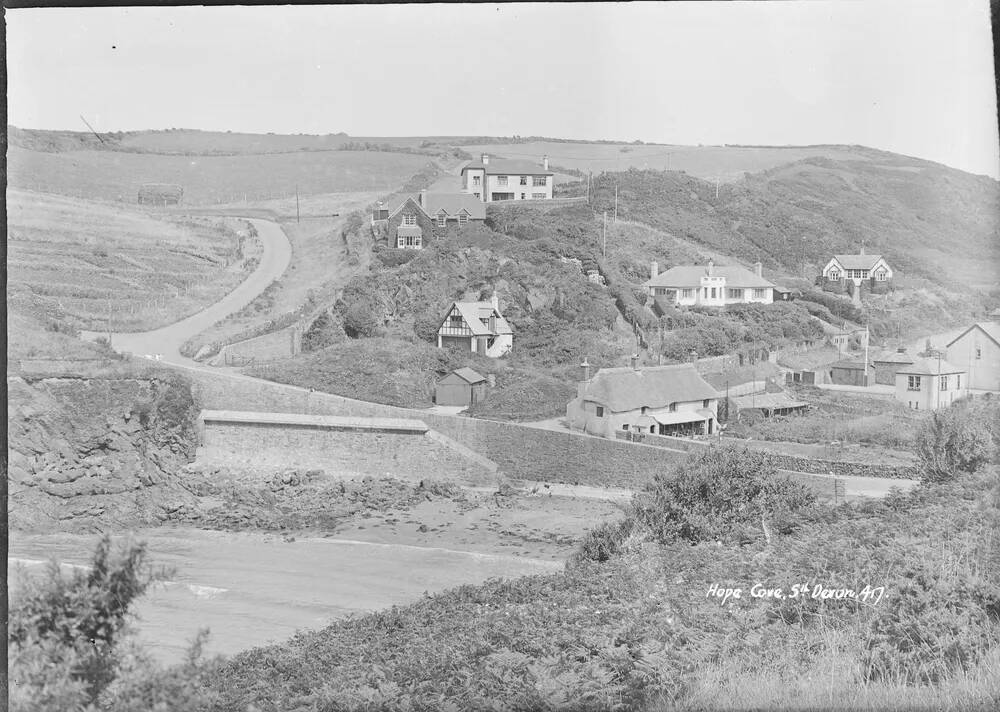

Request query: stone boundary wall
[
  {"left": 213, "top": 325, "right": 301, "bottom": 365},
  {"left": 179, "top": 366, "right": 689, "bottom": 491}
]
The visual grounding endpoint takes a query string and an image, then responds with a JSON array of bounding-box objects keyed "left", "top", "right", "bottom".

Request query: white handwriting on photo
[{"left": 706, "top": 582, "right": 886, "bottom": 607}]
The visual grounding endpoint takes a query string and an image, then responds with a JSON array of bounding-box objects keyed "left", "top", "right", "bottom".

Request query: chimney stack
[
  {"left": 542, "top": 155, "right": 549, "bottom": 170},
  {"left": 490, "top": 289, "right": 499, "bottom": 312},
  {"left": 481, "top": 153, "right": 489, "bottom": 166},
  {"left": 651, "top": 261, "right": 659, "bottom": 280},
  {"left": 859, "top": 243, "right": 866, "bottom": 256},
  {"left": 580, "top": 358, "right": 591, "bottom": 382},
  {"left": 707, "top": 260, "right": 714, "bottom": 277},
  {"left": 754, "top": 261, "right": 763, "bottom": 277},
  {"left": 419, "top": 189, "right": 427, "bottom": 206},
  {"left": 630, "top": 354, "right": 640, "bottom": 371}
]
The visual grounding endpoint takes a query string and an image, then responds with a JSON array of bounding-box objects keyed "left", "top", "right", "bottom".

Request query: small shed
[
  {"left": 435, "top": 367, "right": 488, "bottom": 407},
  {"left": 829, "top": 360, "right": 869, "bottom": 387},
  {"left": 733, "top": 392, "right": 809, "bottom": 419}
]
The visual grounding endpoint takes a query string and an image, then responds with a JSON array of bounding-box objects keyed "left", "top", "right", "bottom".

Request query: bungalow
[
  {"left": 871, "top": 348, "right": 915, "bottom": 386},
  {"left": 566, "top": 358, "right": 720, "bottom": 439},
  {"left": 461, "top": 154, "right": 554, "bottom": 202},
  {"left": 895, "top": 357, "right": 966, "bottom": 411},
  {"left": 945, "top": 320, "right": 1000, "bottom": 392},
  {"left": 371, "top": 190, "right": 486, "bottom": 249},
  {"left": 436, "top": 292, "right": 513, "bottom": 358},
  {"left": 644, "top": 261, "right": 775, "bottom": 309},
  {"left": 820, "top": 248, "right": 893, "bottom": 292}
]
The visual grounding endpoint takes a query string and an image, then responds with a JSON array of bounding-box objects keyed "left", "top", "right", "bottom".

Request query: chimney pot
[
  {"left": 580, "top": 358, "right": 591, "bottom": 382},
  {"left": 707, "top": 260, "right": 714, "bottom": 277},
  {"left": 631, "top": 354, "right": 640, "bottom": 371},
  {"left": 419, "top": 189, "right": 426, "bottom": 206},
  {"left": 542, "top": 155, "right": 549, "bottom": 170},
  {"left": 754, "top": 261, "right": 763, "bottom": 277},
  {"left": 651, "top": 261, "right": 659, "bottom": 280},
  {"left": 490, "top": 289, "right": 499, "bottom": 312},
  {"left": 860, "top": 244, "right": 866, "bottom": 255},
  {"left": 481, "top": 153, "right": 489, "bottom": 166}
]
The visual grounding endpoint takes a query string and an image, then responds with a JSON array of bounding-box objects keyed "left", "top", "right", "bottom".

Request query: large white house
[
  {"left": 946, "top": 320, "right": 1000, "bottom": 392},
  {"left": 821, "top": 249, "right": 893, "bottom": 286},
  {"left": 644, "top": 261, "right": 776, "bottom": 307},
  {"left": 460, "top": 154, "right": 554, "bottom": 203},
  {"left": 566, "top": 359, "right": 720, "bottom": 438}
]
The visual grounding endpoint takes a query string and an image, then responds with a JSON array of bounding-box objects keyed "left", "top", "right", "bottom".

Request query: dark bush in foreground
[{"left": 917, "top": 399, "right": 997, "bottom": 482}]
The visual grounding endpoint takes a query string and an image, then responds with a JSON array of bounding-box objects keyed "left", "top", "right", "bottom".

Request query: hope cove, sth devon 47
[
  {"left": 706, "top": 582, "right": 888, "bottom": 606},
  {"left": 6, "top": 3, "right": 1000, "bottom": 712}
]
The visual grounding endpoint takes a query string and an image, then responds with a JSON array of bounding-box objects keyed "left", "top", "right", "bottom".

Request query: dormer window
[
  {"left": 458, "top": 213, "right": 468, "bottom": 226},
  {"left": 437, "top": 212, "right": 447, "bottom": 228}
]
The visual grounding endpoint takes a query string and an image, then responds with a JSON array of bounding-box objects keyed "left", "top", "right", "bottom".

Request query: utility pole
[
  {"left": 863, "top": 323, "right": 870, "bottom": 387},
  {"left": 603, "top": 211, "right": 607, "bottom": 257},
  {"left": 106, "top": 298, "right": 112, "bottom": 347},
  {"left": 614, "top": 184, "right": 618, "bottom": 223},
  {"left": 587, "top": 172, "right": 592, "bottom": 205},
  {"left": 715, "top": 176, "right": 720, "bottom": 200},
  {"left": 295, "top": 184, "right": 300, "bottom": 223}
]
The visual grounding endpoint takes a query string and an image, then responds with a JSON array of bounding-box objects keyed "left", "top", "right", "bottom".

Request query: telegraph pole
[
  {"left": 603, "top": 211, "right": 607, "bottom": 257},
  {"left": 295, "top": 184, "right": 300, "bottom": 223},
  {"left": 614, "top": 184, "right": 618, "bottom": 223}
]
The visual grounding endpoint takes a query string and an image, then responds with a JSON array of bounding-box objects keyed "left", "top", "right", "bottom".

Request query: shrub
[{"left": 916, "top": 400, "right": 996, "bottom": 482}]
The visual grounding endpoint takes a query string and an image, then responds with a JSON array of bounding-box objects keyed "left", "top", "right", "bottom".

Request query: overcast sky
[{"left": 6, "top": 1, "right": 998, "bottom": 178}]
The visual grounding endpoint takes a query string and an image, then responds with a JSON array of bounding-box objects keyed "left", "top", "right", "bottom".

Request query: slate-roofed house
[
  {"left": 644, "top": 260, "right": 776, "bottom": 309},
  {"left": 371, "top": 190, "right": 486, "bottom": 249},
  {"left": 566, "top": 358, "right": 721, "bottom": 439},
  {"left": 460, "top": 154, "right": 554, "bottom": 202},
  {"left": 820, "top": 247, "right": 893, "bottom": 293},
  {"left": 895, "top": 357, "right": 966, "bottom": 410},
  {"left": 871, "top": 348, "right": 915, "bottom": 386},
  {"left": 435, "top": 367, "right": 488, "bottom": 407},
  {"left": 946, "top": 320, "right": 1000, "bottom": 392},
  {"left": 436, "top": 293, "right": 513, "bottom": 358}
]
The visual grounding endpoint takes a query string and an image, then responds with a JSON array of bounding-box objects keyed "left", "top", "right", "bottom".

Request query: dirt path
[{"left": 81, "top": 217, "right": 292, "bottom": 365}]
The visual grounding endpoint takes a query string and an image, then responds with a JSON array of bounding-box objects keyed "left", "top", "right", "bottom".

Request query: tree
[{"left": 916, "top": 401, "right": 996, "bottom": 482}]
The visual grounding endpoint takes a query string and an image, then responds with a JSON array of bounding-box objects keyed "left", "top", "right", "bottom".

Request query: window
[
  {"left": 829, "top": 269, "right": 840, "bottom": 280},
  {"left": 681, "top": 289, "right": 693, "bottom": 299},
  {"left": 519, "top": 176, "right": 528, "bottom": 185},
  {"left": 397, "top": 235, "right": 405, "bottom": 248},
  {"left": 703, "top": 287, "right": 708, "bottom": 298},
  {"left": 473, "top": 175, "right": 481, "bottom": 186},
  {"left": 650, "top": 426, "right": 655, "bottom": 433},
  {"left": 533, "top": 176, "right": 547, "bottom": 186},
  {"left": 596, "top": 406, "right": 604, "bottom": 417},
  {"left": 449, "top": 314, "right": 464, "bottom": 328},
  {"left": 474, "top": 192, "right": 481, "bottom": 199},
  {"left": 753, "top": 288, "right": 768, "bottom": 299},
  {"left": 520, "top": 193, "right": 526, "bottom": 200},
  {"left": 907, "top": 375, "right": 922, "bottom": 391},
  {"left": 669, "top": 403, "right": 676, "bottom": 412},
  {"left": 875, "top": 269, "right": 887, "bottom": 281},
  {"left": 710, "top": 287, "right": 717, "bottom": 299},
  {"left": 976, "top": 347, "right": 982, "bottom": 359},
  {"left": 402, "top": 214, "right": 416, "bottom": 226},
  {"left": 458, "top": 213, "right": 468, "bottom": 226},
  {"left": 497, "top": 176, "right": 508, "bottom": 186},
  {"left": 728, "top": 288, "right": 744, "bottom": 299},
  {"left": 957, "top": 374, "right": 961, "bottom": 390},
  {"left": 703, "top": 399, "right": 710, "bottom": 408},
  {"left": 437, "top": 213, "right": 446, "bottom": 228},
  {"left": 622, "top": 424, "right": 629, "bottom": 431},
  {"left": 939, "top": 375, "right": 948, "bottom": 391},
  {"left": 532, "top": 192, "right": 546, "bottom": 199}
]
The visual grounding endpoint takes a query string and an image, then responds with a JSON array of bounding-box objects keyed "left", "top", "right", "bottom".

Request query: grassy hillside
[
  {"left": 461, "top": 141, "right": 878, "bottom": 182},
  {"left": 7, "top": 145, "right": 432, "bottom": 205},
  {"left": 7, "top": 190, "right": 257, "bottom": 330}
]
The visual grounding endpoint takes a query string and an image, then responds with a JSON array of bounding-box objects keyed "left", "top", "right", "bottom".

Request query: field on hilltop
[
  {"left": 6, "top": 144, "right": 432, "bottom": 204},
  {"left": 7, "top": 190, "right": 257, "bottom": 331},
  {"left": 460, "top": 141, "right": 877, "bottom": 181}
]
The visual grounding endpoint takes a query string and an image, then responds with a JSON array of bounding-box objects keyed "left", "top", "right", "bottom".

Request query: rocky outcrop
[{"left": 7, "top": 371, "right": 201, "bottom": 531}]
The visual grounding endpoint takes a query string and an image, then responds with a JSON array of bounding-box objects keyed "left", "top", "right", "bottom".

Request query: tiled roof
[
  {"left": 830, "top": 360, "right": 869, "bottom": 370},
  {"left": 831, "top": 254, "right": 884, "bottom": 270},
  {"left": 386, "top": 192, "right": 486, "bottom": 220},
  {"left": 582, "top": 363, "right": 719, "bottom": 412},
  {"left": 946, "top": 322, "right": 1000, "bottom": 349},
  {"left": 452, "top": 367, "right": 487, "bottom": 384},
  {"left": 644, "top": 264, "right": 775, "bottom": 289},
  {"left": 451, "top": 301, "right": 514, "bottom": 336},
  {"left": 462, "top": 158, "right": 553, "bottom": 175},
  {"left": 896, "top": 357, "right": 965, "bottom": 376},
  {"left": 871, "top": 350, "right": 915, "bottom": 364},
  {"left": 396, "top": 225, "right": 422, "bottom": 237}
]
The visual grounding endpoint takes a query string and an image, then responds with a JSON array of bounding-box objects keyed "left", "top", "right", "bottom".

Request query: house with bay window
[
  {"left": 643, "top": 260, "right": 776, "bottom": 310},
  {"left": 461, "top": 154, "right": 554, "bottom": 202},
  {"left": 821, "top": 249, "right": 893, "bottom": 293},
  {"left": 894, "top": 357, "right": 966, "bottom": 410},
  {"left": 371, "top": 190, "right": 485, "bottom": 249}
]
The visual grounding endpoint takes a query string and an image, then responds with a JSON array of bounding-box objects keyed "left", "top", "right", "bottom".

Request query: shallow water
[{"left": 8, "top": 527, "right": 562, "bottom": 664}]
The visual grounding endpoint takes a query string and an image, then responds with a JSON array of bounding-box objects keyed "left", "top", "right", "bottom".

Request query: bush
[{"left": 917, "top": 400, "right": 996, "bottom": 482}]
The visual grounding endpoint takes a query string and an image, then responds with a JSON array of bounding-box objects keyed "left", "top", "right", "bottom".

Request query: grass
[
  {"left": 461, "top": 141, "right": 877, "bottom": 182},
  {"left": 6, "top": 190, "right": 255, "bottom": 331},
  {"left": 7, "top": 145, "right": 431, "bottom": 205}
]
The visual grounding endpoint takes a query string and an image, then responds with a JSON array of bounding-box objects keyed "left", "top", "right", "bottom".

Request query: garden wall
[{"left": 213, "top": 324, "right": 301, "bottom": 365}]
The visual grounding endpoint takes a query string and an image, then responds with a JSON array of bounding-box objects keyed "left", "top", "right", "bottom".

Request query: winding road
[{"left": 81, "top": 217, "right": 292, "bottom": 365}]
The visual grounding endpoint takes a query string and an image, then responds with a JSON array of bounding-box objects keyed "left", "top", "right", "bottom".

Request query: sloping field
[
  {"left": 7, "top": 190, "right": 254, "bottom": 330},
  {"left": 7, "top": 145, "right": 431, "bottom": 204},
  {"left": 460, "top": 141, "right": 874, "bottom": 182}
]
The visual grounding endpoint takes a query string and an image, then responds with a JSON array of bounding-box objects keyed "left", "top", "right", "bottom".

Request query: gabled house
[
  {"left": 436, "top": 293, "right": 513, "bottom": 358},
  {"left": 644, "top": 261, "right": 776, "bottom": 309},
  {"left": 461, "top": 154, "right": 554, "bottom": 202},
  {"left": 895, "top": 357, "right": 966, "bottom": 410},
  {"left": 371, "top": 190, "right": 486, "bottom": 249},
  {"left": 566, "top": 358, "right": 721, "bottom": 439},
  {"left": 820, "top": 248, "right": 893, "bottom": 293},
  {"left": 828, "top": 359, "right": 869, "bottom": 387},
  {"left": 870, "top": 348, "right": 915, "bottom": 386},
  {"left": 946, "top": 320, "right": 1000, "bottom": 392}
]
